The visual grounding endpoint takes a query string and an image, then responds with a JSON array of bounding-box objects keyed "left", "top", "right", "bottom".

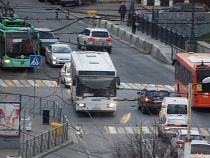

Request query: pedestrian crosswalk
[
  {"left": 104, "top": 126, "right": 210, "bottom": 137},
  {"left": 0, "top": 79, "right": 175, "bottom": 90}
]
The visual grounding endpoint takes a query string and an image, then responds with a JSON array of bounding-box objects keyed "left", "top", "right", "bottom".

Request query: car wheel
[
  {"left": 45, "top": 56, "right": 48, "bottom": 64},
  {"left": 77, "top": 0, "right": 82, "bottom": 6},
  {"left": 84, "top": 43, "right": 88, "bottom": 51},
  {"left": 137, "top": 105, "right": 141, "bottom": 110},
  {"left": 64, "top": 80, "right": 68, "bottom": 88},
  {"left": 107, "top": 48, "right": 111, "bottom": 54},
  {"left": 77, "top": 40, "right": 81, "bottom": 49},
  {"left": 142, "top": 106, "right": 147, "bottom": 114}
]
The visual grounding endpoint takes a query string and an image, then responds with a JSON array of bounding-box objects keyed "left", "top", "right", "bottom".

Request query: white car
[
  {"left": 45, "top": 43, "right": 72, "bottom": 66},
  {"left": 60, "top": 62, "right": 71, "bottom": 88},
  {"left": 157, "top": 116, "right": 187, "bottom": 139},
  {"left": 178, "top": 140, "right": 210, "bottom": 158},
  {"left": 35, "top": 28, "right": 59, "bottom": 55},
  {"left": 77, "top": 28, "right": 112, "bottom": 53},
  {"left": 170, "top": 129, "right": 205, "bottom": 157}
]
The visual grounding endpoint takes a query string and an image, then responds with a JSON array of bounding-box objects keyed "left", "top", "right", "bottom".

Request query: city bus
[
  {"left": 70, "top": 51, "right": 120, "bottom": 113},
  {"left": 174, "top": 52, "right": 210, "bottom": 108},
  {"left": 0, "top": 16, "right": 40, "bottom": 68}
]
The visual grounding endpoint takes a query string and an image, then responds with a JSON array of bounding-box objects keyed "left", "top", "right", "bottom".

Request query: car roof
[
  {"left": 35, "top": 28, "right": 52, "bottom": 32},
  {"left": 87, "top": 28, "right": 108, "bottom": 32},
  {"left": 178, "top": 129, "right": 201, "bottom": 135},
  {"left": 50, "top": 43, "right": 70, "bottom": 47}
]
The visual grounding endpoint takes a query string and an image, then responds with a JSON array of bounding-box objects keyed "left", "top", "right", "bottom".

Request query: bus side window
[{"left": 0, "top": 37, "right": 5, "bottom": 56}]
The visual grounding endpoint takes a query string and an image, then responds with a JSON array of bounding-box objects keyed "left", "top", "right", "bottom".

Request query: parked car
[
  {"left": 178, "top": 140, "right": 210, "bottom": 158},
  {"left": 60, "top": 62, "right": 71, "bottom": 88},
  {"left": 157, "top": 116, "right": 187, "bottom": 139},
  {"left": 35, "top": 28, "right": 59, "bottom": 55},
  {"left": 137, "top": 87, "right": 170, "bottom": 114},
  {"left": 161, "top": 3, "right": 209, "bottom": 12},
  {"left": 77, "top": 28, "right": 112, "bottom": 53},
  {"left": 170, "top": 129, "right": 205, "bottom": 157},
  {"left": 45, "top": 43, "right": 72, "bottom": 66}
]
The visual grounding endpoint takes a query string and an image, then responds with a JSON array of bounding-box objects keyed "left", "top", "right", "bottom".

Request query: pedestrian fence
[
  {"left": 20, "top": 115, "right": 68, "bottom": 158},
  {"left": 0, "top": 92, "right": 68, "bottom": 158}
]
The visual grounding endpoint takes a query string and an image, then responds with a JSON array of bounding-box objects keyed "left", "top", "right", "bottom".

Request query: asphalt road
[{"left": 1, "top": 0, "right": 210, "bottom": 158}]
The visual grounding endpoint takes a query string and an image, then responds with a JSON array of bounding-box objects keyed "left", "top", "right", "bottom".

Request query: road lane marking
[
  {"left": 127, "top": 83, "right": 139, "bottom": 89},
  {"left": 35, "top": 80, "right": 46, "bottom": 87},
  {"left": 199, "top": 128, "right": 209, "bottom": 136},
  {"left": 27, "top": 80, "right": 39, "bottom": 87},
  {"left": 142, "top": 126, "right": 151, "bottom": 135},
  {"left": 42, "top": 80, "right": 55, "bottom": 87},
  {"left": 107, "top": 126, "right": 117, "bottom": 134},
  {"left": 0, "top": 79, "right": 8, "bottom": 87},
  {"left": 19, "top": 80, "right": 31, "bottom": 87},
  {"left": 12, "top": 80, "right": 24, "bottom": 87},
  {"left": 125, "top": 127, "right": 134, "bottom": 134},
  {"left": 133, "top": 126, "right": 141, "bottom": 134},
  {"left": 117, "top": 127, "right": 126, "bottom": 134}
]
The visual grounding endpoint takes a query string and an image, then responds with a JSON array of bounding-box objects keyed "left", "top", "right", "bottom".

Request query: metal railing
[
  {"left": 20, "top": 115, "right": 68, "bottom": 158},
  {"left": 136, "top": 14, "right": 189, "bottom": 50}
]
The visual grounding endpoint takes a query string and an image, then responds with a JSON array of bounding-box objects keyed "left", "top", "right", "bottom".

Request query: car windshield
[
  {"left": 92, "top": 31, "right": 109, "bottom": 37},
  {"left": 167, "top": 104, "right": 187, "bottom": 114},
  {"left": 39, "top": 32, "right": 55, "bottom": 39},
  {"left": 168, "top": 118, "right": 186, "bottom": 124},
  {"left": 53, "top": 46, "right": 72, "bottom": 53},
  {"left": 179, "top": 134, "right": 202, "bottom": 140},
  {"left": 148, "top": 91, "right": 169, "bottom": 97},
  {"left": 191, "top": 144, "right": 210, "bottom": 154}
]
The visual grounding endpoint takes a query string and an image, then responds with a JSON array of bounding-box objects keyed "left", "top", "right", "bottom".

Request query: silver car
[
  {"left": 77, "top": 28, "right": 112, "bottom": 53},
  {"left": 45, "top": 43, "right": 72, "bottom": 66},
  {"left": 60, "top": 62, "right": 71, "bottom": 88},
  {"left": 157, "top": 116, "right": 187, "bottom": 139}
]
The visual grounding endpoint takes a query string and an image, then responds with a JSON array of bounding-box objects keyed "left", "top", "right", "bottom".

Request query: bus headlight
[
  {"left": 78, "top": 103, "right": 86, "bottom": 107},
  {"left": 4, "top": 59, "right": 11, "bottom": 63},
  {"left": 107, "top": 103, "right": 115, "bottom": 108}
]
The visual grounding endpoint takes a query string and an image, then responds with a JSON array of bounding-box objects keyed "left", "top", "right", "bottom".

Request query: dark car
[
  {"left": 137, "top": 87, "right": 170, "bottom": 114},
  {"left": 161, "top": 3, "right": 209, "bottom": 12}
]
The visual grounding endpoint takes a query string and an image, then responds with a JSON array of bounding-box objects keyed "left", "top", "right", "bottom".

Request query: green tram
[{"left": 0, "top": 16, "right": 40, "bottom": 68}]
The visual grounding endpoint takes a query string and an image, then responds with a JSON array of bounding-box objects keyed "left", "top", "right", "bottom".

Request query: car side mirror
[{"left": 116, "top": 76, "right": 120, "bottom": 86}]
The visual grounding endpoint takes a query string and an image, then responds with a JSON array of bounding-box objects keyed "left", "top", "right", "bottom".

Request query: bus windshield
[
  {"left": 6, "top": 32, "right": 37, "bottom": 58},
  {"left": 76, "top": 77, "right": 116, "bottom": 97}
]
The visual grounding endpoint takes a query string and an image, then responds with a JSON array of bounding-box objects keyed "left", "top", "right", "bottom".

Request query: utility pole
[{"left": 184, "top": 83, "right": 192, "bottom": 157}]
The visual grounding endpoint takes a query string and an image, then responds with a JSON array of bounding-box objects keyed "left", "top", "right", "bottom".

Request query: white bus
[{"left": 70, "top": 51, "right": 120, "bottom": 113}]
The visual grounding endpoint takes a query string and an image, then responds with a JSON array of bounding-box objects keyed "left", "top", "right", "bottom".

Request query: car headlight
[
  {"left": 52, "top": 56, "right": 57, "bottom": 60},
  {"left": 66, "top": 77, "right": 71, "bottom": 81},
  {"left": 107, "top": 103, "right": 115, "bottom": 108},
  {"left": 78, "top": 103, "right": 86, "bottom": 107}
]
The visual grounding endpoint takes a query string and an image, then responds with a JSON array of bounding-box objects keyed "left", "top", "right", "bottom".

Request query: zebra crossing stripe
[
  {"left": 125, "top": 127, "right": 134, "bottom": 134},
  {"left": 12, "top": 80, "right": 24, "bottom": 87},
  {"left": 117, "top": 127, "right": 126, "bottom": 134},
  {"left": 127, "top": 83, "right": 139, "bottom": 89},
  {"left": 27, "top": 80, "right": 39, "bottom": 87},
  {"left": 19, "top": 80, "right": 31, "bottom": 87},
  {"left": 199, "top": 128, "right": 209, "bottom": 136},
  {"left": 35, "top": 80, "right": 46, "bottom": 87},
  {"left": 120, "top": 82, "right": 132, "bottom": 89},
  {"left": 104, "top": 126, "right": 109, "bottom": 134},
  {"left": 150, "top": 127, "right": 157, "bottom": 135},
  {"left": 134, "top": 83, "right": 144, "bottom": 90},
  {"left": 0, "top": 79, "right": 8, "bottom": 87},
  {"left": 51, "top": 81, "right": 58, "bottom": 87},
  {"left": 164, "top": 85, "right": 175, "bottom": 92},
  {"left": 141, "top": 84, "right": 149, "bottom": 88},
  {"left": 108, "top": 126, "right": 117, "bottom": 134},
  {"left": 42, "top": 80, "right": 55, "bottom": 87},
  {"left": 4, "top": 80, "right": 15, "bottom": 87},
  {"left": 142, "top": 126, "right": 151, "bottom": 134},
  {"left": 133, "top": 126, "right": 141, "bottom": 134}
]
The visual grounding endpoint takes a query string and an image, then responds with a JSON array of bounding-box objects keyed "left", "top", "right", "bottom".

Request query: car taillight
[
  {"left": 144, "top": 97, "right": 149, "bottom": 102},
  {"left": 88, "top": 37, "right": 95, "bottom": 41},
  {"left": 164, "top": 125, "right": 170, "bottom": 130},
  {"left": 176, "top": 140, "right": 184, "bottom": 145},
  {"left": 106, "top": 37, "right": 112, "bottom": 41},
  {"left": 174, "top": 124, "right": 181, "bottom": 126}
]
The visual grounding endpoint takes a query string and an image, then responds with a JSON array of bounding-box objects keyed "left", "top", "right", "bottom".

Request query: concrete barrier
[
  {"left": 123, "top": 32, "right": 133, "bottom": 45},
  {"left": 111, "top": 25, "right": 120, "bottom": 38},
  {"left": 151, "top": 45, "right": 171, "bottom": 64},
  {"left": 197, "top": 41, "right": 210, "bottom": 53},
  {"left": 105, "top": 21, "right": 113, "bottom": 33},
  {"left": 131, "top": 35, "right": 139, "bottom": 48},
  {"left": 142, "top": 41, "right": 152, "bottom": 54},
  {"left": 118, "top": 28, "right": 126, "bottom": 41}
]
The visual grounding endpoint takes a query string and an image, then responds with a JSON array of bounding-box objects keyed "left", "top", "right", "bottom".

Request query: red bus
[{"left": 174, "top": 52, "right": 210, "bottom": 108}]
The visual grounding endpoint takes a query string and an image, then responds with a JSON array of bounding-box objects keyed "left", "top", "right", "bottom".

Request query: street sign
[{"left": 30, "top": 55, "right": 42, "bottom": 68}]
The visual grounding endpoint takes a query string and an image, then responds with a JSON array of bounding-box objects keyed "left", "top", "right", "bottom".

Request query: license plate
[
  {"left": 92, "top": 107, "right": 101, "bottom": 110},
  {"left": 95, "top": 41, "right": 102, "bottom": 45}
]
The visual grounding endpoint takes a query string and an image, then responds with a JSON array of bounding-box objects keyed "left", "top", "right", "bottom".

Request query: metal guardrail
[{"left": 171, "top": 45, "right": 187, "bottom": 61}]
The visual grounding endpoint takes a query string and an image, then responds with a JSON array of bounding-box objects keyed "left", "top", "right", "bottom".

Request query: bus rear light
[
  {"left": 164, "top": 125, "right": 170, "bottom": 130},
  {"left": 88, "top": 37, "right": 95, "bottom": 41},
  {"left": 106, "top": 37, "right": 112, "bottom": 41}
]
